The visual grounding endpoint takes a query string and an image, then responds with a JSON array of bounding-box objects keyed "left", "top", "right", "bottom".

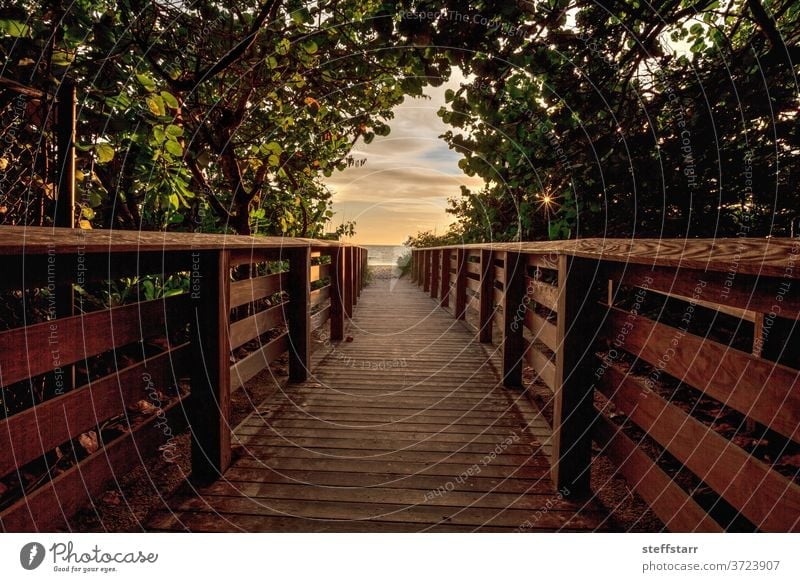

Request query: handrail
[
  {"left": 410, "top": 239, "right": 800, "bottom": 532},
  {"left": 0, "top": 226, "right": 366, "bottom": 530}
]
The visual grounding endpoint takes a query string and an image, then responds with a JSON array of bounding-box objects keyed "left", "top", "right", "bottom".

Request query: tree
[
  {"left": 437, "top": 0, "right": 800, "bottom": 240},
  {"left": 1, "top": 0, "right": 454, "bottom": 234}
]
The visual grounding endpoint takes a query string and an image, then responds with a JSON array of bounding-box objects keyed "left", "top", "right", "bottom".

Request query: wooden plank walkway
[{"left": 149, "top": 277, "right": 607, "bottom": 532}]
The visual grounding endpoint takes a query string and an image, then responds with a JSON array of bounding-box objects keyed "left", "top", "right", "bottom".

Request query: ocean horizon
[{"left": 362, "top": 244, "right": 409, "bottom": 266}]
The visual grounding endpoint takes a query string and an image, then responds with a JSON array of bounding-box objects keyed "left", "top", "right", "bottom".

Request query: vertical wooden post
[
  {"left": 330, "top": 246, "right": 344, "bottom": 341},
  {"left": 551, "top": 255, "right": 599, "bottom": 497},
  {"left": 362, "top": 248, "right": 368, "bottom": 292},
  {"left": 55, "top": 80, "right": 76, "bottom": 228},
  {"left": 439, "top": 249, "right": 450, "bottom": 308},
  {"left": 478, "top": 249, "right": 494, "bottom": 343},
  {"left": 190, "top": 250, "right": 231, "bottom": 482},
  {"left": 430, "top": 250, "right": 440, "bottom": 299},
  {"left": 344, "top": 246, "right": 354, "bottom": 318},
  {"left": 411, "top": 250, "right": 417, "bottom": 283},
  {"left": 502, "top": 252, "right": 526, "bottom": 387},
  {"left": 454, "top": 248, "right": 467, "bottom": 320},
  {"left": 286, "top": 247, "right": 311, "bottom": 383},
  {"left": 353, "top": 248, "right": 359, "bottom": 307},
  {"left": 422, "top": 250, "right": 430, "bottom": 292}
]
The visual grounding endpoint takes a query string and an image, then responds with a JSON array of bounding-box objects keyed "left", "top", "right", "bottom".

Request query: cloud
[{"left": 324, "top": 73, "right": 483, "bottom": 244}]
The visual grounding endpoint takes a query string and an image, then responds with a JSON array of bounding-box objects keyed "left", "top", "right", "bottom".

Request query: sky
[{"left": 323, "top": 72, "right": 485, "bottom": 245}]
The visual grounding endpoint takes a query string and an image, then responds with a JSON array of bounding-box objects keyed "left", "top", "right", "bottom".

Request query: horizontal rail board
[
  {"left": 310, "top": 285, "right": 331, "bottom": 307},
  {"left": 592, "top": 414, "right": 723, "bottom": 532},
  {"left": 229, "top": 304, "right": 286, "bottom": 350},
  {"left": 230, "top": 273, "right": 287, "bottom": 308},
  {"left": 0, "top": 294, "right": 190, "bottom": 387},
  {"left": 311, "top": 305, "right": 331, "bottom": 331},
  {"left": 0, "top": 344, "right": 190, "bottom": 478},
  {"left": 465, "top": 262, "right": 481, "bottom": 276},
  {"left": 603, "top": 263, "right": 800, "bottom": 319},
  {"left": 525, "top": 277, "right": 559, "bottom": 312},
  {"left": 0, "top": 396, "right": 185, "bottom": 531},
  {"left": 230, "top": 333, "right": 289, "bottom": 391},
  {"left": 597, "top": 364, "right": 800, "bottom": 532},
  {"left": 528, "top": 254, "right": 560, "bottom": 271},
  {"left": 604, "top": 307, "right": 800, "bottom": 441},
  {"left": 526, "top": 346, "right": 556, "bottom": 390},
  {"left": 465, "top": 276, "right": 481, "bottom": 292},
  {"left": 525, "top": 311, "right": 557, "bottom": 351},
  {"left": 310, "top": 264, "right": 331, "bottom": 282}
]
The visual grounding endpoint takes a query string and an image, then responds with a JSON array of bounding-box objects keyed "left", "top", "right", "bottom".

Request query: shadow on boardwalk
[{"left": 149, "top": 277, "right": 607, "bottom": 532}]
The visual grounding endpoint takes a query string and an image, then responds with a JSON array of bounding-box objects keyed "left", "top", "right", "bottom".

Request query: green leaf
[
  {"left": 164, "top": 139, "right": 183, "bottom": 157},
  {"left": 302, "top": 40, "right": 318, "bottom": 54},
  {"left": 95, "top": 143, "right": 115, "bottom": 164},
  {"left": 276, "top": 38, "right": 291, "bottom": 56},
  {"left": 0, "top": 19, "right": 30, "bottom": 38},
  {"left": 146, "top": 95, "right": 165, "bottom": 116},
  {"left": 135, "top": 73, "right": 157, "bottom": 92},
  {"left": 160, "top": 91, "right": 180, "bottom": 109},
  {"left": 166, "top": 124, "right": 183, "bottom": 137}
]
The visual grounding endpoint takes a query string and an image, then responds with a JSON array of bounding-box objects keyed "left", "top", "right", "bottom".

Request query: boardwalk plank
[{"left": 150, "top": 278, "right": 604, "bottom": 532}]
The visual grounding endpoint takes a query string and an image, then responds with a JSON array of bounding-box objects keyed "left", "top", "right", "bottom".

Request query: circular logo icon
[{"left": 20, "top": 542, "right": 46, "bottom": 570}]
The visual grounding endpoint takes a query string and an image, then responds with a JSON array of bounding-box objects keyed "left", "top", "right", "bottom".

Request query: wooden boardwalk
[{"left": 149, "top": 276, "right": 606, "bottom": 532}]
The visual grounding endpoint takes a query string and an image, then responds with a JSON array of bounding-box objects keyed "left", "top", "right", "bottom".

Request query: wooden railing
[
  {"left": 412, "top": 239, "right": 800, "bottom": 532},
  {"left": 0, "top": 227, "right": 365, "bottom": 531}
]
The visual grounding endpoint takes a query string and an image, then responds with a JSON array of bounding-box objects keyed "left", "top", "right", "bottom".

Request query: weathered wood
[
  {"left": 525, "top": 310, "right": 557, "bottom": 351},
  {"left": 439, "top": 248, "right": 450, "bottom": 307},
  {"left": 310, "top": 263, "right": 331, "bottom": 283},
  {"left": 551, "top": 256, "right": 600, "bottom": 497},
  {"left": 0, "top": 344, "right": 190, "bottom": 478},
  {"left": 603, "top": 263, "right": 799, "bottom": 319},
  {"left": 330, "top": 247, "right": 344, "bottom": 341},
  {"left": 0, "top": 398, "right": 185, "bottom": 532},
  {"left": 55, "top": 80, "right": 76, "bottom": 228},
  {"left": 190, "top": 250, "right": 231, "bottom": 482},
  {"left": 430, "top": 249, "right": 441, "bottom": 299},
  {"left": 0, "top": 294, "right": 190, "bottom": 387},
  {"left": 286, "top": 247, "right": 311, "bottom": 383},
  {"left": 310, "top": 284, "right": 331, "bottom": 307},
  {"left": 153, "top": 277, "right": 605, "bottom": 533},
  {"left": 230, "top": 334, "right": 289, "bottom": 390},
  {"left": 465, "top": 261, "right": 481, "bottom": 276},
  {"left": 311, "top": 305, "right": 331, "bottom": 331},
  {"left": 502, "top": 252, "right": 526, "bottom": 387},
  {"left": 478, "top": 250, "right": 494, "bottom": 343},
  {"left": 593, "top": 414, "right": 723, "bottom": 532},
  {"left": 604, "top": 307, "right": 800, "bottom": 442},
  {"left": 597, "top": 364, "right": 800, "bottom": 532},
  {"left": 229, "top": 304, "right": 285, "bottom": 350},
  {"left": 344, "top": 246, "right": 354, "bottom": 318},
  {"left": 454, "top": 249, "right": 467, "bottom": 320},
  {"left": 525, "top": 277, "right": 559, "bottom": 312},
  {"left": 527, "top": 346, "right": 556, "bottom": 390},
  {"left": 230, "top": 273, "right": 287, "bottom": 309}
]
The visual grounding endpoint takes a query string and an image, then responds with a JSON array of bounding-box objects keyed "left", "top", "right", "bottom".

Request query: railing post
[
  {"left": 353, "top": 248, "right": 359, "bottom": 307},
  {"left": 330, "top": 246, "right": 345, "bottom": 341},
  {"left": 422, "top": 250, "right": 431, "bottom": 292},
  {"left": 190, "top": 249, "right": 231, "bottom": 482},
  {"left": 478, "top": 249, "right": 494, "bottom": 343},
  {"left": 344, "top": 246, "right": 354, "bottom": 318},
  {"left": 502, "top": 251, "right": 526, "bottom": 387},
  {"left": 551, "top": 255, "right": 599, "bottom": 497},
  {"left": 430, "top": 249, "right": 440, "bottom": 299},
  {"left": 439, "top": 249, "right": 450, "bottom": 307},
  {"left": 454, "top": 248, "right": 467, "bottom": 319},
  {"left": 411, "top": 250, "right": 417, "bottom": 283},
  {"left": 286, "top": 247, "right": 311, "bottom": 383}
]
